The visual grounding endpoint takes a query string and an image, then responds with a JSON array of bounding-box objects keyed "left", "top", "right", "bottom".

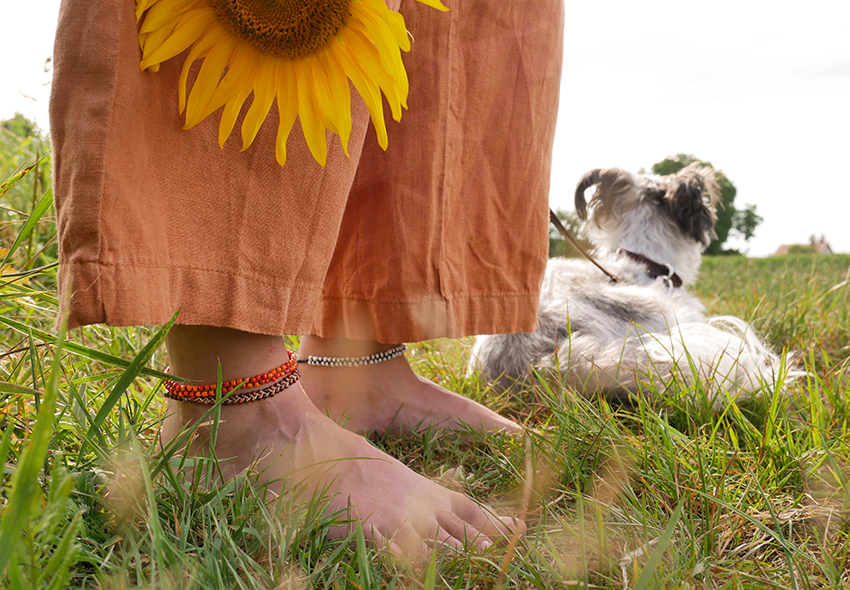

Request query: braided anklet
[
  {"left": 164, "top": 349, "right": 300, "bottom": 405},
  {"left": 298, "top": 344, "right": 407, "bottom": 367}
]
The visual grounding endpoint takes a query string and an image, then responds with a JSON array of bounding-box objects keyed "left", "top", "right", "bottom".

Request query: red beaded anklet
[
  {"left": 164, "top": 349, "right": 299, "bottom": 403},
  {"left": 164, "top": 369, "right": 300, "bottom": 405}
]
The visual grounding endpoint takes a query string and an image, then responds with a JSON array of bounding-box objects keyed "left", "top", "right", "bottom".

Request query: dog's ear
[
  {"left": 574, "top": 169, "right": 601, "bottom": 220},
  {"left": 663, "top": 164, "right": 719, "bottom": 246},
  {"left": 574, "top": 167, "right": 634, "bottom": 223}
]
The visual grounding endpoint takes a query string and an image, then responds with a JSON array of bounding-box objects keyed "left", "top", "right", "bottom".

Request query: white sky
[{"left": 2, "top": 0, "right": 849, "bottom": 256}]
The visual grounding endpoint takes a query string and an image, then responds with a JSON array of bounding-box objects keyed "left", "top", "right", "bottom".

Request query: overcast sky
[{"left": 2, "top": 0, "right": 849, "bottom": 256}]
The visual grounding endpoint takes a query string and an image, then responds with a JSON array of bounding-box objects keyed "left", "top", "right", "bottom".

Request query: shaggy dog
[{"left": 470, "top": 164, "right": 792, "bottom": 404}]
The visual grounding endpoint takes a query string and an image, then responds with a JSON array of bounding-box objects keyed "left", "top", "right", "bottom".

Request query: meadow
[{"left": 1, "top": 160, "right": 849, "bottom": 589}]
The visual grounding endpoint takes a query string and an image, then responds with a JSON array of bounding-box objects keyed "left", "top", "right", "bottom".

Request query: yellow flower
[{"left": 136, "top": 0, "right": 447, "bottom": 166}]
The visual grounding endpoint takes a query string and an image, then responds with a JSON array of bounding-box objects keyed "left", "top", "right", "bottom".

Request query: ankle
[
  {"left": 165, "top": 324, "right": 290, "bottom": 383},
  {"left": 162, "top": 382, "right": 320, "bottom": 446}
]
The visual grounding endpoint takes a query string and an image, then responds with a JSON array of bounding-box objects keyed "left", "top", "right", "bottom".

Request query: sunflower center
[{"left": 210, "top": 0, "right": 350, "bottom": 60}]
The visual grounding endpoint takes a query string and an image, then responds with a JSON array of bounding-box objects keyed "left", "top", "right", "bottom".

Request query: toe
[
  {"left": 436, "top": 511, "right": 474, "bottom": 543},
  {"left": 434, "top": 526, "right": 465, "bottom": 552},
  {"left": 451, "top": 496, "right": 520, "bottom": 541},
  {"left": 392, "top": 522, "right": 430, "bottom": 559},
  {"left": 499, "top": 514, "right": 526, "bottom": 535},
  {"left": 371, "top": 530, "right": 404, "bottom": 558}
]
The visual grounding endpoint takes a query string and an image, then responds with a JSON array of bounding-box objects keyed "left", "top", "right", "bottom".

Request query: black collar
[{"left": 618, "top": 249, "right": 683, "bottom": 288}]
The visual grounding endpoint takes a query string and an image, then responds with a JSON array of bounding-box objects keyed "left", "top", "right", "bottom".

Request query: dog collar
[{"left": 618, "top": 249, "right": 683, "bottom": 288}]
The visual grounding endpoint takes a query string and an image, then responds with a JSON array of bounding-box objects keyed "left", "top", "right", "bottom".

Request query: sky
[{"left": 2, "top": 0, "right": 849, "bottom": 256}]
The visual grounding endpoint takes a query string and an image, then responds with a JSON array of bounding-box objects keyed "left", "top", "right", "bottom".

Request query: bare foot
[
  {"left": 298, "top": 336, "right": 522, "bottom": 436},
  {"left": 161, "top": 385, "right": 522, "bottom": 557},
  {"left": 162, "top": 325, "right": 524, "bottom": 558}
]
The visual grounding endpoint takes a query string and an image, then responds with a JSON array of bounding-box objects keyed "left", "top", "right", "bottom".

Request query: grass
[{"left": 2, "top": 161, "right": 850, "bottom": 589}]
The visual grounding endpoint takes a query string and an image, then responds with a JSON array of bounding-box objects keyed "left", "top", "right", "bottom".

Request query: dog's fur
[{"left": 470, "top": 164, "right": 793, "bottom": 403}]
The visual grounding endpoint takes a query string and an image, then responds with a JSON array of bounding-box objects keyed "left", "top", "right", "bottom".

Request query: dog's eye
[{"left": 649, "top": 190, "right": 666, "bottom": 204}]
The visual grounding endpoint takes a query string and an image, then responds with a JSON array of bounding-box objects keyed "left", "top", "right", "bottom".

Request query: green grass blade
[
  {"left": 0, "top": 381, "right": 40, "bottom": 396},
  {"left": 0, "top": 162, "right": 38, "bottom": 200},
  {"left": 0, "top": 315, "right": 173, "bottom": 380},
  {"left": 354, "top": 523, "right": 373, "bottom": 590},
  {"left": 28, "top": 330, "right": 41, "bottom": 412},
  {"left": 0, "top": 188, "right": 52, "bottom": 270},
  {"left": 0, "top": 314, "right": 65, "bottom": 577},
  {"left": 633, "top": 501, "right": 683, "bottom": 590},
  {"left": 423, "top": 546, "right": 438, "bottom": 590},
  {"left": 7, "top": 560, "right": 26, "bottom": 590},
  {"left": 86, "top": 311, "right": 178, "bottom": 442},
  {"left": 0, "top": 426, "right": 13, "bottom": 477},
  {"left": 44, "top": 513, "right": 82, "bottom": 590}
]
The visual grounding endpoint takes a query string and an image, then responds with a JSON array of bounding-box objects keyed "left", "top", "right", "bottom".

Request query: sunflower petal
[
  {"left": 319, "top": 50, "right": 351, "bottom": 156},
  {"left": 138, "top": 17, "right": 179, "bottom": 65},
  {"left": 178, "top": 23, "right": 228, "bottom": 113},
  {"left": 184, "top": 34, "right": 239, "bottom": 128},
  {"left": 349, "top": 3, "right": 405, "bottom": 83},
  {"left": 345, "top": 29, "right": 404, "bottom": 122},
  {"left": 195, "top": 42, "right": 257, "bottom": 122},
  {"left": 139, "top": 0, "right": 196, "bottom": 35},
  {"left": 218, "top": 87, "right": 252, "bottom": 148},
  {"left": 292, "top": 59, "right": 328, "bottom": 166},
  {"left": 135, "top": 0, "right": 158, "bottom": 22},
  {"left": 241, "top": 55, "right": 279, "bottom": 150},
  {"left": 275, "top": 60, "right": 299, "bottom": 166},
  {"left": 335, "top": 39, "right": 388, "bottom": 150},
  {"left": 309, "top": 56, "right": 340, "bottom": 137},
  {"left": 347, "top": 21, "right": 407, "bottom": 109},
  {"left": 357, "top": 0, "right": 433, "bottom": 50},
  {"left": 412, "top": 0, "right": 449, "bottom": 12},
  {"left": 384, "top": 10, "right": 411, "bottom": 51},
  {"left": 140, "top": 8, "right": 216, "bottom": 70}
]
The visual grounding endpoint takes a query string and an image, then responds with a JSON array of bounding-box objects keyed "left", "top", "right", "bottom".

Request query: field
[{"left": 2, "top": 161, "right": 850, "bottom": 589}]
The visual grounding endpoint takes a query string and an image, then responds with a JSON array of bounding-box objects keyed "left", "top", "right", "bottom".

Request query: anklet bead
[{"left": 298, "top": 344, "right": 407, "bottom": 367}]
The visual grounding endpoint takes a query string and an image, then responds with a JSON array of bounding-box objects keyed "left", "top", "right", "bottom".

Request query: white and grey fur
[{"left": 470, "top": 164, "right": 796, "bottom": 403}]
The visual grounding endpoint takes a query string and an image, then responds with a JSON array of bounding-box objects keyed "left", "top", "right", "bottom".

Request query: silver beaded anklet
[{"left": 298, "top": 344, "right": 407, "bottom": 367}]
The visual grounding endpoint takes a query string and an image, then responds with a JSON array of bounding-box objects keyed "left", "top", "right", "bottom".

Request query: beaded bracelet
[
  {"left": 164, "top": 349, "right": 298, "bottom": 402},
  {"left": 298, "top": 344, "right": 407, "bottom": 367}
]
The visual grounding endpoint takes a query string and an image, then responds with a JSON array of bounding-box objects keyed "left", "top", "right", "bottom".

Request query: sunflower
[{"left": 135, "top": 0, "right": 447, "bottom": 166}]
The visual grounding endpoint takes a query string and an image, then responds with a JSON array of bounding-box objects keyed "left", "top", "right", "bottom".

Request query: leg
[
  {"left": 161, "top": 325, "right": 523, "bottom": 557},
  {"left": 298, "top": 335, "right": 521, "bottom": 435},
  {"left": 304, "top": 0, "right": 563, "bottom": 436}
]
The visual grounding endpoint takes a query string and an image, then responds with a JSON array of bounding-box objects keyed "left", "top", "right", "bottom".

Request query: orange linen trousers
[{"left": 50, "top": 0, "right": 564, "bottom": 342}]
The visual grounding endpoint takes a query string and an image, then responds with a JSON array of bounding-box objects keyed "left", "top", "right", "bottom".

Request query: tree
[
  {"left": 548, "top": 209, "right": 590, "bottom": 258},
  {"left": 650, "top": 154, "right": 762, "bottom": 255},
  {"left": 1, "top": 113, "right": 41, "bottom": 139}
]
